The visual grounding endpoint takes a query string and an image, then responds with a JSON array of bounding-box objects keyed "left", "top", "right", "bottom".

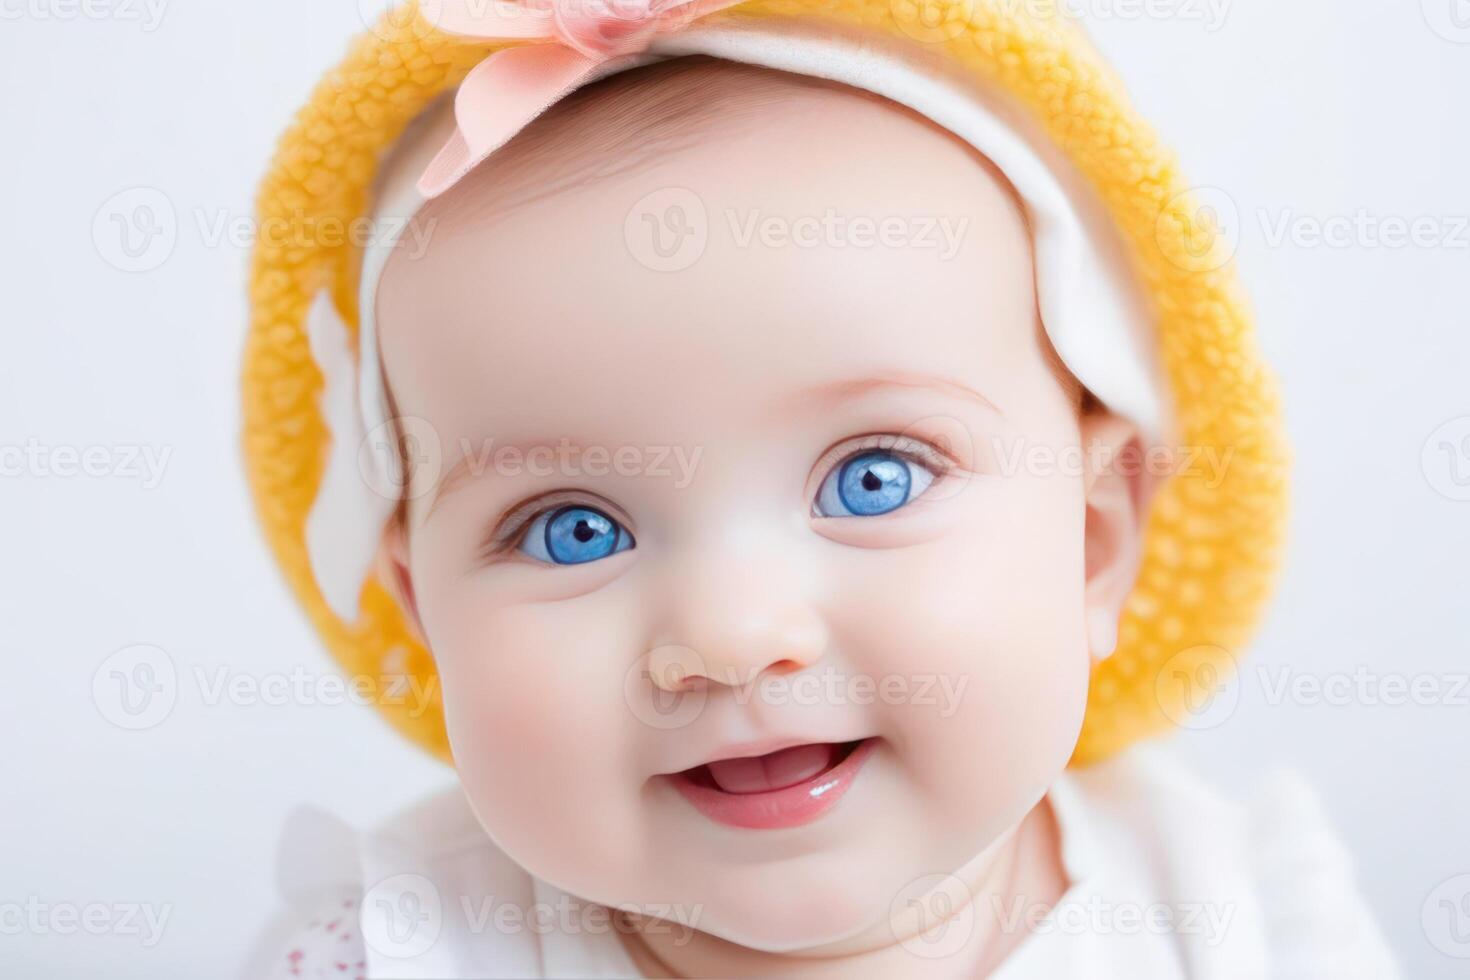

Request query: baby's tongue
[{"left": 705, "top": 743, "right": 837, "bottom": 794}]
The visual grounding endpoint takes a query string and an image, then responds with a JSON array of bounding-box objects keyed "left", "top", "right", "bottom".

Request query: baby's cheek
[
  {"left": 836, "top": 473, "right": 1091, "bottom": 833},
  {"left": 429, "top": 594, "right": 649, "bottom": 883}
]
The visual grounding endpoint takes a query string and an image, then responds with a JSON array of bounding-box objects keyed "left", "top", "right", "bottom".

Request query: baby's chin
[
  {"left": 488, "top": 745, "right": 1009, "bottom": 954},
  {"left": 597, "top": 848, "right": 942, "bottom": 954},
  {"left": 677, "top": 862, "right": 909, "bottom": 953},
  {"left": 623, "top": 807, "right": 1000, "bottom": 955}
]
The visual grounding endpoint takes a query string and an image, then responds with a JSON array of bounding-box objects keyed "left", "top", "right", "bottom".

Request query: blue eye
[
  {"left": 520, "top": 505, "right": 634, "bottom": 565},
  {"left": 815, "top": 450, "right": 936, "bottom": 517}
]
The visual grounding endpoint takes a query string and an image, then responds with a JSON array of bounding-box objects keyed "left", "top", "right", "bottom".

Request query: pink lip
[{"left": 667, "top": 738, "right": 877, "bottom": 830}]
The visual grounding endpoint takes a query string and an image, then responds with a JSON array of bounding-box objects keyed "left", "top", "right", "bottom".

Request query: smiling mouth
[{"left": 667, "top": 738, "right": 877, "bottom": 830}]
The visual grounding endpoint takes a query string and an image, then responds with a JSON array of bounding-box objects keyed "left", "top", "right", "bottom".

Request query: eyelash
[
  {"left": 808, "top": 432, "right": 956, "bottom": 509},
  {"left": 477, "top": 433, "right": 958, "bottom": 562},
  {"left": 478, "top": 489, "right": 627, "bottom": 562}
]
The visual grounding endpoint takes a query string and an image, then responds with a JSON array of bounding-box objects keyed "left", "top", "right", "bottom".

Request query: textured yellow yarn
[{"left": 242, "top": 0, "right": 1288, "bottom": 766}]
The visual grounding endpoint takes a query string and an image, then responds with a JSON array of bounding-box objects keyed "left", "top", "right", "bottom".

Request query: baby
[{"left": 244, "top": 4, "right": 1395, "bottom": 977}]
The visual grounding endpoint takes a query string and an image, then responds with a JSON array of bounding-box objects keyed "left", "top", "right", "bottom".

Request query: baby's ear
[
  {"left": 1079, "top": 412, "right": 1159, "bottom": 662},
  {"left": 376, "top": 515, "right": 429, "bottom": 648}
]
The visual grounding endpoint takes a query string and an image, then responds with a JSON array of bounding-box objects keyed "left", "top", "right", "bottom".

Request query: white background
[{"left": 2, "top": 0, "right": 1467, "bottom": 976}]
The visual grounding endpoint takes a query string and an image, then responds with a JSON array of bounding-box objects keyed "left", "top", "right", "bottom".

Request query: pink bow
[{"left": 417, "top": 0, "right": 744, "bottom": 197}]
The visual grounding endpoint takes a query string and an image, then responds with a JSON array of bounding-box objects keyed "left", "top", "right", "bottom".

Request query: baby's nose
[
  {"left": 646, "top": 606, "right": 828, "bottom": 693},
  {"left": 647, "top": 548, "right": 829, "bottom": 690}
]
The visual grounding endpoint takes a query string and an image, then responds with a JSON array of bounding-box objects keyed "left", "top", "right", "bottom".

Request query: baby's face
[{"left": 378, "top": 69, "right": 1124, "bottom": 951}]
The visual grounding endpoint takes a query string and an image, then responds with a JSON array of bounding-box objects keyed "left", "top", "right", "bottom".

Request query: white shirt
[{"left": 247, "top": 746, "right": 1398, "bottom": 979}]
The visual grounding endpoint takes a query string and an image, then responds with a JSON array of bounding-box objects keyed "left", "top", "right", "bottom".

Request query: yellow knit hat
[{"left": 242, "top": 0, "right": 1288, "bottom": 766}]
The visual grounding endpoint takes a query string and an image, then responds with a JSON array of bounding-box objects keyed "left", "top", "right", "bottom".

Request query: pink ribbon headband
[{"left": 417, "top": 0, "right": 745, "bottom": 197}]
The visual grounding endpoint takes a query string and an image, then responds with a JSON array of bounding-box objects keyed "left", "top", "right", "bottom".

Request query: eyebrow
[
  {"left": 423, "top": 436, "right": 588, "bottom": 522},
  {"left": 422, "top": 373, "right": 1002, "bottom": 520},
  {"left": 782, "top": 371, "right": 1005, "bottom": 417}
]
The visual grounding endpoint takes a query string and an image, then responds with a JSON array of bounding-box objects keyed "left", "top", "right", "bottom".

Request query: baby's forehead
[
  {"left": 375, "top": 56, "right": 1050, "bottom": 441},
  {"left": 413, "top": 56, "right": 1024, "bottom": 232}
]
